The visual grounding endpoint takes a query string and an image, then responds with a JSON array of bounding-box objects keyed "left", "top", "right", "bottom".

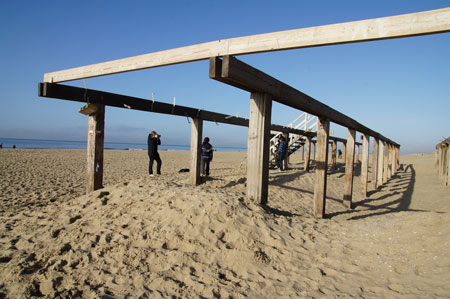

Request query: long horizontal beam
[
  {"left": 44, "top": 8, "right": 450, "bottom": 83},
  {"left": 210, "top": 56, "right": 398, "bottom": 146},
  {"left": 37, "top": 83, "right": 315, "bottom": 138}
]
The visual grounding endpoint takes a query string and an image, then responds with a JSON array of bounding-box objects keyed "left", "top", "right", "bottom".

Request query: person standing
[
  {"left": 276, "top": 135, "right": 288, "bottom": 171},
  {"left": 148, "top": 131, "right": 162, "bottom": 176},
  {"left": 200, "top": 137, "right": 213, "bottom": 176}
]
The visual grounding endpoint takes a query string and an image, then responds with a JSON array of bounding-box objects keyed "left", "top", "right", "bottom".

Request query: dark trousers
[
  {"left": 200, "top": 156, "right": 210, "bottom": 175},
  {"left": 149, "top": 152, "right": 162, "bottom": 174},
  {"left": 276, "top": 152, "right": 286, "bottom": 170}
]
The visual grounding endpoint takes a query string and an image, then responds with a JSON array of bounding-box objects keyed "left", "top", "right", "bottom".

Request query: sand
[{"left": 0, "top": 149, "right": 449, "bottom": 298}]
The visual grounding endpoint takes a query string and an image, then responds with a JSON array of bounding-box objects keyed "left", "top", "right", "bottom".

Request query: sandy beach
[{"left": 0, "top": 149, "right": 449, "bottom": 298}]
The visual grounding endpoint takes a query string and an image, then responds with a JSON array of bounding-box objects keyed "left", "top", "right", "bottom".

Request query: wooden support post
[
  {"left": 389, "top": 143, "right": 394, "bottom": 178},
  {"left": 313, "top": 117, "right": 330, "bottom": 218},
  {"left": 361, "top": 133, "right": 370, "bottom": 196},
  {"left": 283, "top": 132, "right": 289, "bottom": 170},
  {"left": 356, "top": 144, "right": 360, "bottom": 162},
  {"left": 247, "top": 92, "right": 272, "bottom": 205},
  {"left": 86, "top": 105, "right": 105, "bottom": 194},
  {"left": 372, "top": 138, "right": 379, "bottom": 190},
  {"left": 301, "top": 145, "right": 305, "bottom": 161},
  {"left": 343, "top": 128, "right": 356, "bottom": 208},
  {"left": 396, "top": 146, "right": 400, "bottom": 171},
  {"left": 190, "top": 118, "right": 203, "bottom": 185},
  {"left": 378, "top": 141, "right": 385, "bottom": 186},
  {"left": 331, "top": 140, "right": 337, "bottom": 170},
  {"left": 312, "top": 141, "right": 316, "bottom": 160},
  {"left": 342, "top": 142, "right": 347, "bottom": 161},
  {"left": 304, "top": 136, "right": 312, "bottom": 171},
  {"left": 383, "top": 141, "right": 389, "bottom": 184}
]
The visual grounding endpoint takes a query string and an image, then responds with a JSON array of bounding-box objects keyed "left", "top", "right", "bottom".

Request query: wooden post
[
  {"left": 247, "top": 92, "right": 272, "bottom": 205},
  {"left": 342, "top": 142, "right": 347, "bottom": 161},
  {"left": 301, "top": 144, "right": 305, "bottom": 161},
  {"left": 283, "top": 132, "right": 289, "bottom": 170},
  {"left": 313, "top": 117, "right": 330, "bottom": 218},
  {"left": 377, "top": 141, "right": 385, "bottom": 186},
  {"left": 343, "top": 128, "right": 356, "bottom": 208},
  {"left": 86, "top": 105, "right": 105, "bottom": 193},
  {"left": 356, "top": 144, "right": 360, "bottom": 162},
  {"left": 361, "top": 133, "right": 370, "bottom": 196},
  {"left": 372, "top": 138, "right": 379, "bottom": 190},
  {"left": 304, "top": 136, "right": 312, "bottom": 171},
  {"left": 331, "top": 140, "right": 337, "bottom": 170},
  {"left": 190, "top": 118, "right": 203, "bottom": 185},
  {"left": 312, "top": 141, "right": 316, "bottom": 160}
]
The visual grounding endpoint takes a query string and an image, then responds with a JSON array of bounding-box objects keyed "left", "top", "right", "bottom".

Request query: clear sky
[{"left": 1, "top": 0, "right": 449, "bottom": 154}]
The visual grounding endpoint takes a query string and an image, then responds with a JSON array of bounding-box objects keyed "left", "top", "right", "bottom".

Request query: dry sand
[{"left": 0, "top": 149, "right": 449, "bottom": 298}]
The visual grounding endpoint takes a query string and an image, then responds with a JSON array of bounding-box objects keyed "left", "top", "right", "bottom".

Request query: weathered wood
[
  {"left": 86, "top": 105, "right": 105, "bottom": 193},
  {"left": 361, "top": 133, "right": 370, "bottom": 196},
  {"left": 247, "top": 92, "right": 272, "bottom": 205},
  {"left": 312, "top": 141, "right": 316, "bottom": 161},
  {"left": 342, "top": 142, "right": 347, "bottom": 161},
  {"left": 372, "top": 138, "right": 379, "bottom": 190},
  {"left": 314, "top": 117, "right": 330, "bottom": 218},
  {"left": 190, "top": 118, "right": 203, "bottom": 185},
  {"left": 44, "top": 8, "right": 450, "bottom": 83},
  {"left": 343, "top": 128, "right": 356, "bottom": 208},
  {"left": 38, "top": 82, "right": 314, "bottom": 137},
  {"left": 283, "top": 132, "right": 289, "bottom": 170},
  {"left": 377, "top": 141, "right": 385, "bottom": 186},
  {"left": 383, "top": 142, "right": 389, "bottom": 184},
  {"left": 304, "top": 136, "right": 312, "bottom": 171},
  {"left": 331, "top": 140, "right": 337, "bottom": 170},
  {"left": 356, "top": 144, "right": 360, "bottom": 162},
  {"left": 212, "top": 56, "right": 398, "bottom": 146}
]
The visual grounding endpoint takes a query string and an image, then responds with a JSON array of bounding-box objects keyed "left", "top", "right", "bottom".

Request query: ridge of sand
[{"left": 0, "top": 149, "right": 449, "bottom": 298}]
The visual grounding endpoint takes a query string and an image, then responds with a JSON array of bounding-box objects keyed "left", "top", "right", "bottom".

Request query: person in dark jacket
[
  {"left": 201, "top": 137, "right": 213, "bottom": 176},
  {"left": 276, "top": 135, "right": 288, "bottom": 171},
  {"left": 148, "top": 131, "right": 162, "bottom": 176}
]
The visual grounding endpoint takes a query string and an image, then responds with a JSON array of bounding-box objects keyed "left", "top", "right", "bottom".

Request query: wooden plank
[
  {"left": 377, "top": 141, "right": 385, "bottom": 186},
  {"left": 213, "top": 56, "right": 398, "bottom": 146},
  {"left": 44, "top": 8, "right": 450, "bottom": 83},
  {"left": 38, "top": 82, "right": 315, "bottom": 139},
  {"left": 314, "top": 117, "right": 330, "bottom": 218},
  {"left": 361, "top": 133, "right": 370, "bottom": 196},
  {"left": 312, "top": 141, "right": 316, "bottom": 161},
  {"left": 343, "top": 128, "right": 356, "bottom": 208},
  {"left": 86, "top": 105, "right": 105, "bottom": 193},
  {"left": 190, "top": 118, "right": 203, "bottom": 185},
  {"left": 283, "top": 132, "right": 289, "bottom": 170},
  {"left": 304, "top": 136, "right": 311, "bottom": 171},
  {"left": 342, "top": 142, "right": 347, "bottom": 161},
  {"left": 372, "top": 138, "right": 379, "bottom": 190},
  {"left": 247, "top": 92, "right": 272, "bottom": 205},
  {"left": 331, "top": 140, "right": 337, "bottom": 170},
  {"left": 383, "top": 142, "right": 389, "bottom": 184}
]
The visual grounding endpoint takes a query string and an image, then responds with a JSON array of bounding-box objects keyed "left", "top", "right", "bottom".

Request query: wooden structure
[
  {"left": 436, "top": 137, "right": 450, "bottom": 188},
  {"left": 39, "top": 7, "right": 450, "bottom": 217}
]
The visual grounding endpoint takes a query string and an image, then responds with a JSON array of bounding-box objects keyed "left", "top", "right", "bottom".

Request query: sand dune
[{"left": 0, "top": 149, "right": 449, "bottom": 298}]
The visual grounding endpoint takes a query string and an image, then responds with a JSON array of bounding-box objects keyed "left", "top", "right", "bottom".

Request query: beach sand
[{"left": 0, "top": 149, "right": 449, "bottom": 298}]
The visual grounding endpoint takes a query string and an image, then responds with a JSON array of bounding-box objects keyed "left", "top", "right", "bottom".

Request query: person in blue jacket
[
  {"left": 147, "top": 131, "right": 162, "bottom": 176},
  {"left": 201, "top": 137, "right": 213, "bottom": 176},
  {"left": 276, "top": 135, "right": 288, "bottom": 171}
]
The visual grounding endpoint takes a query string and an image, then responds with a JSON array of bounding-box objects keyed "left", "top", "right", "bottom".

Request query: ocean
[{"left": 0, "top": 138, "right": 246, "bottom": 152}]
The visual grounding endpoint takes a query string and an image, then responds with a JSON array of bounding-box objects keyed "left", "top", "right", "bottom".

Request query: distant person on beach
[
  {"left": 201, "top": 137, "right": 213, "bottom": 176},
  {"left": 338, "top": 149, "right": 342, "bottom": 159},
  {"left": 13, "top": 144, "right": 16, "bottom": 149},
  {"left": 276, "top": 135, "right": 288, "bottom": 171},
  {"left": 147, "top": 131, "right": 162, "bottom": 176},
  {"left": 0, "top": 143, "right": 2, "bottom": 149}
]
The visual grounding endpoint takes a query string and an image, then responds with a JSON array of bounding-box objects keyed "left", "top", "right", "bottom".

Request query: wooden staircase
[{"left": 269, "top": 113, "right": 317, "bottom": 166}]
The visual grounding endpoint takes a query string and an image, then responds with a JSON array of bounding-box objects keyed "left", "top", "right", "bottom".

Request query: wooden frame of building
[{"left": 39, "top": 7, "right": 450, "bottom": 217}]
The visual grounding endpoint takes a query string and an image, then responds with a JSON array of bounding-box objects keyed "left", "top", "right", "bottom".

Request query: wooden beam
[
  {"left": 44, "top": 8, "right": 450, "bottom": 83},
  {"left": 314, "top": 117, "right": 330, "bottom": 218},
  {"left": 377, "top": 141, "right": 385, "bottom": 186},
  {"left": 211, "top": 56, "right": 398, "bottom": 146},
  {"left": 86, "top": 105, "right": 105, "bottom": 193},
  {"left": 190, "top": 118, "right": 203, "bottom": 185},
  {"left": 361, "top": 133, "right": 370, "bottom": 196},
  {"left": 282, "top": 132, "right": 289, "bottom": 170},
  {"left": 372, "top": 138, "right": 379, "bottom": 190},
  {"left": 383, "top": 143, "right": 389, "bottom": 183},
  {"left": 304, "top": 136, "right": 312, "bottom": 171},
  {"left": 331, "top": 140, "right": 337, "bottom": 170},
  {"left": 247, "top": 92, "right": 272, "bottom": 205},
  {"left": 38, "top": 82, "right": 315, "bottom": 139},
  {"left": 343, "top": 128, "right": 356, "bottom": 208}
]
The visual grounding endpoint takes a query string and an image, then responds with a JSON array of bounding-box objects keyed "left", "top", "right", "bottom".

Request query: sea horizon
[{"left": 0, "top": 137, "right": 247, "bottom": 152}]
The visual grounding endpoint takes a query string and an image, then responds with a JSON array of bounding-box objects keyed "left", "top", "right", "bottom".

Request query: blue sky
[{"left": 0, "top": 0, "right": 449, "bottom": 154}]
